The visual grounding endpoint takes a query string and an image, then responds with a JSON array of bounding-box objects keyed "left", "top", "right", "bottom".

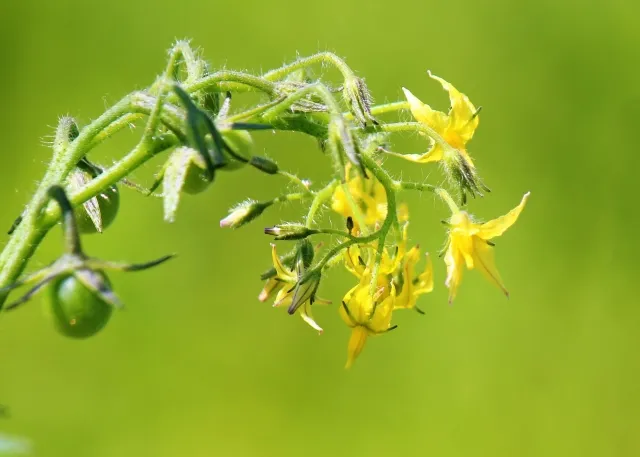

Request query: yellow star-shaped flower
[
  {"left": 402, "top": 72, "right": 479, "bottom": 164},
  {"left": 394, "top": 247, "right": 433, "bottom": 311},
  {"left": 339, "top": 272, "right": 396, "bottom": 369},
  {"left": 396, "top": 72, "right": 488, "bottom": 201},
  {"left": 444, "top": 192, "right": 530, "bottom": 303}
]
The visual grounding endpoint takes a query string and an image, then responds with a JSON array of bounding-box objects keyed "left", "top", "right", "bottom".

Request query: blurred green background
[{"left": 1, "top": 0, "right": 639, "bottom": 455}]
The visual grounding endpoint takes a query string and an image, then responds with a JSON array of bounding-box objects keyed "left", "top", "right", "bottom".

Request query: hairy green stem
[
  {"left": 344, "top": 101, "right": 409, "bottom": 121},
  {"left": 359, "top": 154, "right": 397, "bottom": 294},
  {"left": 305, "top": 180, "right": 338, "bottom": 228},
  {"left": 262, "top": 52, "right": 355, "bottom": 82}
]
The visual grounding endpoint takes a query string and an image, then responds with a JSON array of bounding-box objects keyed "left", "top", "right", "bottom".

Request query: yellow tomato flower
[
  {"left": 339, "top": 272, "right": 396, "bottom": 369},
  {"left": 262, "top": 244, "right": 324, "bottom": 334},
  {"left": 394, "top": 247, "right": 434, "bottom": 311},
  {"left": 397, "top": 72, "right": 487, "bottom": 201},
  {"left": 344, "top": 222, "right": 433, "bottom": 313},
  {"left": 401, "top": 72, "right": 479, "bottom": 163},
  {"left": 331, "top": 164, "right": 387, "bottom": 230},
  {"left": 444, "top": 192, "right": 530, "bottom": 303}
]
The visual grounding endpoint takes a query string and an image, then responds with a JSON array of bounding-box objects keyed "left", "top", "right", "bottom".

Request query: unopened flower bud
[
  {"left": 220, "top": 200, "right": 269, "bottom": 229},
  {"left": 288, "top": 270, "right": 321, "bottom": 315},
  {"left": 343, "top": 76, "right": 377, "bottom": 127},
  {"left": 296, "top": 239, "right": 315, "bottom": 270},
  {"left": 249, "top": 156, "right": 279, "bottom": 175},
  {"left": 264, "top": 223, "right": 315, "bottom": 240}
]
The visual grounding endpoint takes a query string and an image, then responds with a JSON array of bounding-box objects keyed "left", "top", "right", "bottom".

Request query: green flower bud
[
  {"left": 219, "top": 200, "right": 269, "bottom": 229},
  {"left": 296, "top": 239, "right": 315, "bottom": 269},
  {"left": 249, "top": 156, "right": 279, "bottom": 175},
  {"left": 343, "top": 76, "right": 377, "bottom": 127},
  {"left": 264, "top": 223, "right": 315, "bottom": 240}
]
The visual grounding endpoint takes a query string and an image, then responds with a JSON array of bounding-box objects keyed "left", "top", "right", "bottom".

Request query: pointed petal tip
[{"left": 401, "top": 87, "right": 416, "bottom": 101}]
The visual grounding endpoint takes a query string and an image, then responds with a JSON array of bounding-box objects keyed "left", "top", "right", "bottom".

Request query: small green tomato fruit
[
  {"left": 47, "top": 273, "right": 113, "bottom": 339},
  {"left": 182, "top": 160, "right": 213, "bottom": 195},
  {"left": 67, "top": 168, "right": 120, "bottom": 234}
]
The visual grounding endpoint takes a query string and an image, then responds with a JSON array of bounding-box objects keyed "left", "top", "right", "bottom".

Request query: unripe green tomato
[
  {"left": 76, "top": 185, "right": 120, "bottom": 233},
  {"left": 182, "top": 161, "right": 213, "bottom": 195},
  {"left": 47, "top": 273, "right": 113, "bottom": 339},
  {"left": 219, "top": 130, "right": 253, "bottom": 171},
  {"left": 67, "top": 169, "right": 120, "bottom": 234}
]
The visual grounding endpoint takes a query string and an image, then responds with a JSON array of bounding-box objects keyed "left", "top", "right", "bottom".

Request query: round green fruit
[
  {"left": 47, "top": 273, "right": 113, "bottom": 339},
  {"left": 75, "top": 184, "right": 120, "bottom": 234},
  {"left": 67, "top": 168, "right": 120, "bottom": 234},
  {"left": 182, "top": 161, "right": 213, "bottom": 195}
]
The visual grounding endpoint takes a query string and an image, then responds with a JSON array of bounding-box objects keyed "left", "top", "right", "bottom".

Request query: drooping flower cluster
[{"left": 256, "top": 73, "right": 529, "bottom": 368}]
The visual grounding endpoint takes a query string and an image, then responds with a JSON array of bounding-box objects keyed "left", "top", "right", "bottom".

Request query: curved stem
[
  {"left": 47, "top": 186, "right": 82, "bottom": 256},
  {"left": 262, "top": 52, "right": 355, "bottom": 82},
  {"left": 278, "top": 171, "right": 312, "bottom": 193},
  {"left": 343, "top": 101, "right": 409, "bottom": 121},
  {"left": 187, "top": 71, "right": 276, "bottom": 97},
  {"left": 305, "top": 180, "right": 338, "bottom": 228},
  {"left": 359, "top": 154, "right": 397, "bottom": 294}
]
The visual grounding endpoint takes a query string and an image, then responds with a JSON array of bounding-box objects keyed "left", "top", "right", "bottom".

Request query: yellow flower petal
[
  {"left": 345, "top": 326, "right": 369, "bottom": 369},
  {"left": 471, "top": 236, "right": 509, "bottom": 297},
  {"left": 343, "top": 245, "right": 366, "bottom": 278},
  {"left": 444, "top": 242, "right": 465, "bottom": 304},
  {"left": 385, "top": 144, "right": 444, "bottom": 164},
  {"left": 428, "top": 71, "right": 479, "bottom": 144},
  {"left": 339, "top": 284, "right": 359, "bottom": 327},
  {"left": 258, "top": 278, "right": 282, "bottom": 302},
  {"left": 330, "top": 185, "right": 350, "bottom": 218},
  {"left": 300, "top": 302, "right": 323, "bottom": 334},
  {"left": 414, "top": 253, "right": 434, "bottom": 295},
  {"left": 351, "top": 284, "right": 373, "bottom": 323},
  {"left": 397, "top": 203, "right": 410, "bottom": 222},
  {"left": 270, "top": 244, "right": 296, "bottom": 281},
  {"left": 273, "top": 287, "right": 293, "bottom": 308},
  {"left": 394, "top": 247, "right": 434, "bottom": 310},
  {"left": 479, "top": 192, "right": 530, "bottom": 239},
  {"left": 394, "top": 246, "right": 419, "bottom": 310},
  {"left": 368, "top": 284, "right": 395, "bottom": 332},
  {"left": 402, "top": 87, "right": 449, "bottom": 133},
  {"left": 449, "top": 231, "right": 475, "bottom": 268}
]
